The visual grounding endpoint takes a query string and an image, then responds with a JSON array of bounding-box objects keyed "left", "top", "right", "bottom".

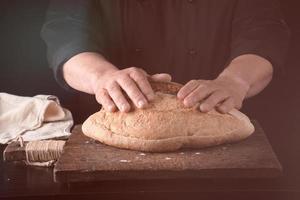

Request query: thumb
[{"left": 151, "top": 73, "right": 172, "bottom": 82}]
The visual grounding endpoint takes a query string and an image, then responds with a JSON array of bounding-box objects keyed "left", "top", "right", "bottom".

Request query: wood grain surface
[{"left": 54, "top": 121, "right": 282, "bottom": 183}]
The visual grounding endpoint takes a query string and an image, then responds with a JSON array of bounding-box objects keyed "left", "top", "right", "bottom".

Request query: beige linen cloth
[{"left": 0, "top": 93, "right": 73, "bottom": 144}]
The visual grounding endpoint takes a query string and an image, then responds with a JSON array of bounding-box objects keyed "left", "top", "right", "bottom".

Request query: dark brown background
[{"left": 0, "top": 0, "right": 299, "bottom": 198}]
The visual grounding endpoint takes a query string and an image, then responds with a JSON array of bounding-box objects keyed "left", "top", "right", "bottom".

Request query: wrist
[
  {"left": 63, "top": 52, "right": 119, "bottom": 94},
  {"left": 217, "top": 72, "right": 250, "bottom": 96},
  {"left": 90, "top": 61, "right": 118, "bottom": 94}
]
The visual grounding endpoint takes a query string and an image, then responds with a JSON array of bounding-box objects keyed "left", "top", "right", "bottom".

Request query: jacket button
[
  {"left": 188, "top": 49, "right": 197, "bottom": 55},
  {"left": 135, "top": 48, "right": 142, "bottom": 53}
]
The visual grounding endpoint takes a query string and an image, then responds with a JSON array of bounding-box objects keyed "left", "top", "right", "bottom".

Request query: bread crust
[{"left": 82, "top": 82, "right": 255, "bottom": 152}]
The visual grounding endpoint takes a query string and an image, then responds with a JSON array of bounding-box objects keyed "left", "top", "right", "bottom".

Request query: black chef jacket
[{"left": 41, "top": 0, "right": 290, "bottom": 91}]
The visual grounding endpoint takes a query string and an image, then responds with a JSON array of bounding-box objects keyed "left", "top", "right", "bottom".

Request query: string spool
[{"left": 24, "top": 140, "right": 66, "bottom": 167}]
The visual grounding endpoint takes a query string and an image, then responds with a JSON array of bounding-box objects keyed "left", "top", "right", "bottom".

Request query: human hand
[
  {"left": 177, "top": 76, "right": 250, "bottom": 113},
  {"left": 92, "top": 67, "right": 171, "bottom": 112}
]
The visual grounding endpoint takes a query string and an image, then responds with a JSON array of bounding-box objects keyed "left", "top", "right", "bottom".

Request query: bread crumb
[{"left": 120, "top": 159, "right": 131, "bottom": 163}]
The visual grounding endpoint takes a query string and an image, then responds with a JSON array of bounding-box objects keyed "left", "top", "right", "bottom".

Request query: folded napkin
[{"left": 0, "top": 93, "right": 73, "bottom": 144}]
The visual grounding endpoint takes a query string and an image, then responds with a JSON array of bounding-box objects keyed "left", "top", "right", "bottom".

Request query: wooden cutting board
[{"left": 54, "top": 120, "right": 282, "bottom": 183}]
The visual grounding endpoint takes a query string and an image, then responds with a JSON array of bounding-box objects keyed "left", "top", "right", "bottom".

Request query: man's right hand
[
  {"left": 92, "top": 67, "right": 171, "bottom": 112},
  {"left": 63, "top": 52, "right": 171, "bottom": 112}
]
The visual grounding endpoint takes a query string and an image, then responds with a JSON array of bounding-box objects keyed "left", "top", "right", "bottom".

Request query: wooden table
[
  {"left": 1, "top": 122, "right": 300, "bottom": 200},
  {"left": 54, "top": 121, "right": 282, "bottom": 182}
]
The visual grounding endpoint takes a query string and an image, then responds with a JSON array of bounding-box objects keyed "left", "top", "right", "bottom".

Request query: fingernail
[
  {"left": 121, "top": 104, "right": 128, "bottom": 112},
  {"left": 200, "top": 104, "right": 207, "bottom": 112},
  {"left": 177, "top": 93, "right": 183, "bottom": 99},
  {"left": 183, "top": 99, "right": 191, "bottom": 107},
  {"left": 148, "top": 94, "right": 155, "bottom": 101},
  {"left": 138, "top": 100, "right": 146, "bottom": 108},
  {"left": 219, "top": 107, "right": 227, "bottom": 114},
  {"left": 108, "top": 105, "right": 114, "bottom": 112}
]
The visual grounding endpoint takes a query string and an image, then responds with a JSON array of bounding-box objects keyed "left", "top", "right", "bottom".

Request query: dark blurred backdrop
[{"left": 0, "top": 0, "right": 299, "bottom": 192}]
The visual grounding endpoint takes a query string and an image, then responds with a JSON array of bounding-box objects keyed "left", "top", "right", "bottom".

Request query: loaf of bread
[{"left": 82, "top": 82, "right": 254, "bottom": 152}]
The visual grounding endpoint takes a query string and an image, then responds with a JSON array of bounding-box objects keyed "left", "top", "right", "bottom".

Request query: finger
[
  {"left": 217, "top": 97, "right": 235, "bottom": 113},
  {"left": 107, "top": 81, "right": 131, "bottom": 112},
  {"left": 235, "top": 99, "right": 243, "bottom": 110},
  {"left": 135, "top": 67, "right": 148, "bottom": 76},
  {"left": 127, "top": 67, "right": 150, "bottom": 78},
  {"left": 177, "top": 80, "right": 199, "bottom": 100},
  {"left": 151, "top": 73, "right": 172, "bottom": 82},
  {"left": 200, "top": 90, "right": 229, "bottom": 112},
  {"left": 95, "top": 89, "right": 116, "bottom": 112},
  {"left": 117, "top": 75, "right": 148, "bottom": 108},
  {"left": 183, "top": 84, "right": 212, "bottom": 107},
  {"left": 129, "top": 71, "right": 155, "bottom": 101}
]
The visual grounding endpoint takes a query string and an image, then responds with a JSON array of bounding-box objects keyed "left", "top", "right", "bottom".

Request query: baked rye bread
[{"left": 82, "top": 81, "right": 255, "bottom": 152}]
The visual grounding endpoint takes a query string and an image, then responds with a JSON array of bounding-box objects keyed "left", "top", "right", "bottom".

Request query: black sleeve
[
  {"left": 230, "top": 0, "right": 291, "bottom": 74},
  {"left": 41, "top": 0, "right": 103, "bottom": 91}
]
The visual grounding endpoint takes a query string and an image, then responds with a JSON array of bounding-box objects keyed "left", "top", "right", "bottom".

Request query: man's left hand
[{"left": 177, "top": 76, "right": 250, "bottom": 113}]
